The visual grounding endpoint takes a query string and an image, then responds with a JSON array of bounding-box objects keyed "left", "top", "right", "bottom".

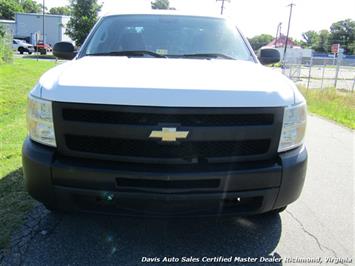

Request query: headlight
[
  {"left": 27, "top": 94, "right": 56, "bottom": 147},
  {"left": 278, "top": 102, "right": 307, "bottom": 152}
]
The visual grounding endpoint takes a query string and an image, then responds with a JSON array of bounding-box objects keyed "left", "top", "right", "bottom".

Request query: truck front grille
[
  {"left": 65, "top": 135, "right": 271, "bottom": 158},
  {"left": 63, "top": 109, "right": 274, "bottom": 126},
  {"left": 53, "top": 103, "right": 283, "bottom": 165}
]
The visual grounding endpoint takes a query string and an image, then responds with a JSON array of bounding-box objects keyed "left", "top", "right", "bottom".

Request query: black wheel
[
  {"left": 18, "top": 47, "right": 24, "bottom": 54},
  {"left": 28, "top": 52, "right": 32, "bottom": 55},
  {"left": 272, "top": 206, "right": 287, "bottom": 214}
]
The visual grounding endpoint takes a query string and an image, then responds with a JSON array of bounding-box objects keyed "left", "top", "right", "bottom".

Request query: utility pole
[
  {"left": 275, "top": 23, "right": 282, "bottom": 48},
  {"left": 216, "top": 0, "right": 230, "bottom": 15},
  {"left": 283, "top": 2, "right": 295, "bottom": 64},
  {"left": 42, "top": 0, "right": 45, "bottom": 42}
]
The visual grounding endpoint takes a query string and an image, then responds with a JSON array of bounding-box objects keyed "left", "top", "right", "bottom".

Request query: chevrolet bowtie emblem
[{"left": 149, "top": 128, "right": 189, "bottom": 142}]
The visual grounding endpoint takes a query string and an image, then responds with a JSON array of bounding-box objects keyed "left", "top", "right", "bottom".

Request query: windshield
[{"left": 82, "top": 15, "right": 253, "bottom": 61}]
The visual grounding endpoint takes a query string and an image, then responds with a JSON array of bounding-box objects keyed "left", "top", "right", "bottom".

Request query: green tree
[
  {"left": 0, "top": 0, "right": 22, "bottom": 20},
  {"left": 248, "top": 34, "right": 273, "bottom": 51},
  {"left": 49, "top": 6, "right": 71, "bottom": 16},
  {"left": 302, "top": 30, "right": 331, "bottom": 53},
  {"left": 19, "top": 0, "right": 41, "bottom": 13},
  {"left": 0, "top": 0, "right": 41, "bottom": 20},
  {"left": 329, "top": 19, "right": 355, "bottom": 54},
  {"left": 348, "top": 41, "right": 355, "bottom": 55},
  {"left": 316, "top": 30, "right": 330, "bottom": 53},
  {"left": 293, "top": 39, "right": 305, "bottom": 48},
  {"left": 302, "top": 30, "right": 319, "bottom": 49},
  {"left": 65, "top": 0, "right": 101, "bottom": 46},
  {"left": 151, "top": 0, "right": 170, "bottom": 9}
]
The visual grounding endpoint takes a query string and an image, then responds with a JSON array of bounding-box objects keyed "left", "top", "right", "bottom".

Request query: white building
[{"left": 15, "top": 13, "right": 72, "bottom": 46}]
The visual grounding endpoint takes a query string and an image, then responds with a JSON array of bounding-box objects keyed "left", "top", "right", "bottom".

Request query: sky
[{"left": 38, "top": 0, "right": 355, "bottom": 39}]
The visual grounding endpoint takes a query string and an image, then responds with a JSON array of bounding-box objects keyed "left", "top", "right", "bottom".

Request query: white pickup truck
[
  {"left": 12, "top": 39, "right": 35, "bottom": 54},
  {"left": 23, "top": 11, "right": 307, "bottom": 216}
]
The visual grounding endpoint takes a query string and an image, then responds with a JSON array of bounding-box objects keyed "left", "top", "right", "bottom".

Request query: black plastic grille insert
[
  {"left": 62, "top": 109, "right": 274, "bottom": 126},
  {"left": 65, "top": 135, "right": 271, "bottom": 158}
]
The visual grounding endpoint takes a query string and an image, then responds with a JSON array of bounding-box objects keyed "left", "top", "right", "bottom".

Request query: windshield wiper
[
  {"left": 180, "top": 53, "right": 235, "bottom": 60},
  {"left": 86, "top": 50, "right": 167, "bottom": 58}
]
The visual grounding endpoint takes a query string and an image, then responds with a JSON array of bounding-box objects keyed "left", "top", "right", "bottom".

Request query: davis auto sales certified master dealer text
[
  {"left": 141, "top": 256, "right": 353, "bottom": 264},
  {"left": 141, "top": 256, "right": 277, "bottom": 263}
]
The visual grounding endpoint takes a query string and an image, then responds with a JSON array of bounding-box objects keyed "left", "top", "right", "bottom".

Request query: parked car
[
  {"left": 35, "top": 41, "right": 52, "bottom": 55},
  {"left": 12, "top": 39, "right": 35, "bottom": 54},
  {"left": 23, "top": 11, "right": 307, "bottom": 216}
]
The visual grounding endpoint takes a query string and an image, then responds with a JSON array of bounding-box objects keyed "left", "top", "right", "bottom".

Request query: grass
[
  {"left": 299, "top": 86, "right": 355, "bottom": 129},
  {"left": 0, "top": 59, "right": 56, "bottom": 249}
]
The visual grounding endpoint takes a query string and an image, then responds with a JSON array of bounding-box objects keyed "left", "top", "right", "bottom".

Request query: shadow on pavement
[
  {"left": 23, "top": 211, "right": 283, "bottom": 265},
  {"left": 0, "top": 168, "right": 34, "bottom": 250}
]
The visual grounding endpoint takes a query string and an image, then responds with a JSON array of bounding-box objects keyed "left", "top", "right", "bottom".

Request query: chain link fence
[{"left": 280, "top": 56, "right": 355, "bottom": 92}]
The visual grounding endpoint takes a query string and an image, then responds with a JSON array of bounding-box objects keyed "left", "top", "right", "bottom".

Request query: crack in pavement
[
  {"left": 303, "top": 204, "right": 352, "bottom": 255},
  {"left": 286, "top": 210, "right": 349, "bottom": 266}
]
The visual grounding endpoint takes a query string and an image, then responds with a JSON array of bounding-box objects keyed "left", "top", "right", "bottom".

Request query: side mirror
[
  {"left": 258, "top": 48, "right": 280, "bottom": 65},
  {"left": 53, "top": 42, "right": 76, "bottom": 60}
]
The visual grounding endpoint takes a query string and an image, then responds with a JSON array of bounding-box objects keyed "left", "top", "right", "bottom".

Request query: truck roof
[{"left": 102, "top": 10, "right": 225, "bottom": 19}]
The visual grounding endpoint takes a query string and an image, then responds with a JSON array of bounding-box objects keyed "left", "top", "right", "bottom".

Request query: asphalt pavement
[{"left": 3, "top": 115, "right": 354, "bottom": 266}]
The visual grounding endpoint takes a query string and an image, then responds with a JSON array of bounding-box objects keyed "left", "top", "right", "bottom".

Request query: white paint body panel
[{"left": 35, "top": 57, "right": 301, "bottom": 108}]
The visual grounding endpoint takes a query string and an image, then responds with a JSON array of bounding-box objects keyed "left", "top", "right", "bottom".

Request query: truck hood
[{"left": 36, "top": 56, "right": 298, "bottom": 107}]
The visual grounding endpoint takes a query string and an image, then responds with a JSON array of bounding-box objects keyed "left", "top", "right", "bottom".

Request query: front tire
[
  {"left": 271, "top": 206, "right": 287, "bottom": 214},
  {"left": 18, "top": 47, "right": 24, "bottom": 54}
]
